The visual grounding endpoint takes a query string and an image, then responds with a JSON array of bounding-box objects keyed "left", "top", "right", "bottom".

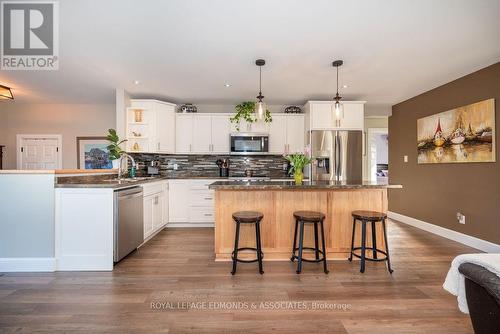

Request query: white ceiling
[{"left": 2, "top": 0, "right": 500, "bottom": 113}]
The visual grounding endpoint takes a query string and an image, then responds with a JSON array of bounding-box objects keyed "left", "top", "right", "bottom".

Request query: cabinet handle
[
  {"left": 204, "top": 197, "right": 213, "bottom": 200},
  {"left": 157, "top": 142, "right": 160, "bottom": 150},
  {"left": 204, "top": 213, "right": 213, "bottom": 216},
  {"left": 189, "top": 144, "right": 192, "bottom": 152}
]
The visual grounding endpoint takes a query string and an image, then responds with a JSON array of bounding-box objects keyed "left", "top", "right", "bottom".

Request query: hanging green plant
[{"left": 230, "top": 101, "right": 272, "bottom": 131}]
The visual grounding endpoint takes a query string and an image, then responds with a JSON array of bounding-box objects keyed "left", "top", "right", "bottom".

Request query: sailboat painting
[{"left": 417, "top": 98, "right": 495, "bottom": 164}]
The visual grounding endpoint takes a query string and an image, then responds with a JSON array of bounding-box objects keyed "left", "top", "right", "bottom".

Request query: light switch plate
[
  {"left": 404, "top": 155, "right": 408, "bottom": 162},
  {"left": 457, "top": 212, "right": 466, "bottom": 225}
]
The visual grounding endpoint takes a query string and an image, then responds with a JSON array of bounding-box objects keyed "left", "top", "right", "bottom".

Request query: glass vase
[{"left": 294, "top": 171, "right": 303, "bottom": 185}]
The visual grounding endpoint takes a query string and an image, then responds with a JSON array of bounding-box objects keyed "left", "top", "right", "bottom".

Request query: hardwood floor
[{"left": 0, "top": 220, "right": 475, "bottom": 333}]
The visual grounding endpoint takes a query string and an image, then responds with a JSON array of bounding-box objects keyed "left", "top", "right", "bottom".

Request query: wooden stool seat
[
  {"left": 351, "top": 210, "right": 387, "bottom": 221},
  {"left": 232, "top": 211, "right": 264, "bottom": 223},
  {"left": 293, "top": 210, "right": 326, "bottom": 222}
]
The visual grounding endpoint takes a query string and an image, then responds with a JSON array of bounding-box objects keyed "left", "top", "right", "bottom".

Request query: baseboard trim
[
  {"left": 388, "top": 211, "right": 500, "bottom": 253},
  {"left": 166, "top": 223, "right": 214, "bottom": 228},
  {"left": 0, "top": 257, "right": 56, "bottom": 272}
]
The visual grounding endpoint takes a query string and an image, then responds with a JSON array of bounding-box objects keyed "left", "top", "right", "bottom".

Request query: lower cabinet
[
  {"left": 168, "top": 179, "right": 216, "bottom": 227},
  {"left": 142, "top": 181, "right": 168, "bottom": 240}
]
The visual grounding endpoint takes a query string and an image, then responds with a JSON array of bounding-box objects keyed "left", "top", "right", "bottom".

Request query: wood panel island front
[{"left": 209, "top": 181, "right": 402, "bottom": 261}]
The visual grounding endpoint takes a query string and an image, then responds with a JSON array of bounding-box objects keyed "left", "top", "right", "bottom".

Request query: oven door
[{"left": 230, "top": 134, "right": 269, "bottom": 155}]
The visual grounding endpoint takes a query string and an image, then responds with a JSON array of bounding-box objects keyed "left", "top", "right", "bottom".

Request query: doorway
[
  {"left": 367, "top": 128, "right": 388, "bottom": 182},
  {"left": 16, "top": 134, "right": 62, "bottom": 170}
]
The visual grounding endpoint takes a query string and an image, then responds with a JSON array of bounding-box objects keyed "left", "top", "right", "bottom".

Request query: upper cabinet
[
  {"left": 126, "top": 99, "right": 176, "bottom": 153},
  {"left": 175, "top": 114, "right": 231, "bottom": 154},
  {"left": 304, "top": 101, "right": 365, "bottom": 131},
  {"left": 268, "top": 114, "right": 305, "bottom": 154}
]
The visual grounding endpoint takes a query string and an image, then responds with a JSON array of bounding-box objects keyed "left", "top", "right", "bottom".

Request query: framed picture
[
  {"left": 76, "top": 136, "right": 113, "bottom": 169},
  {"left": 417, "top": 98, "right": 495, "bottom": 164}
]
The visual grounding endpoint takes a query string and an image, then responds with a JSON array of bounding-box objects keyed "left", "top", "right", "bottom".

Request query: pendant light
[
  {"left": 332, "top": 60, "right": 344, "bottom": 127},
  {"left": 0, "top": 84, "right": 14, "bottom": 100},
  {"left": 255, "top": 59, "right": 266, "bottom": 121}
]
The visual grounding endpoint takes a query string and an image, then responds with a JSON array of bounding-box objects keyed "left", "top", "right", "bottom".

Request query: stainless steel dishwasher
[{"left": 114, "top": 186, "right": 144, "bottom": 262}]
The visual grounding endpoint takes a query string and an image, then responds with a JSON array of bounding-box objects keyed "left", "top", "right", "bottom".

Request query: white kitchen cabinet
[
  {"left": 268, "top": 115, "right": 287, "bottom": 153},
  {"left": 211, "top": 115, "right": 231, "bottom": 153},
  {"left": 175, "top": 114, "right": 193, "bottom": 153},
  {"left": 143, "top": 195, "right": 154, "bottom": 239},
  {"left": 168, "top": 179, "right": 216, "bottom": 227},
  {"left": 305, "top": 101, "right": 365, "bottom": 130},
  {"left": 142, "top": 181, "right": 168, "bottom": 240},
  {"left": 168, "top": 180, "right": 190, "bottom": 222},
  {"left": 286, "top": 115, "right": 305, "bottom": 153},
  {"left": 127, "top": 100, "right": 176, "bottom": 153},
  {"left": 175, "top": 114, "right": 231, "bottom": 154},
  {"left": 192, "top": 115, "right": 212, "bottom": 152},
  {"left": 268, "top": 114, "right": 305, "bottom": 154}
]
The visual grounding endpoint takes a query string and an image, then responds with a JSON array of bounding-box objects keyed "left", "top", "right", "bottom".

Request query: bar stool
[
  {"left": 349, "top": 210, "right": 393, "bottom": 274},
  {"left": 291, "top": 211, "right": 329, "bottom": 274},
  {"left": 231, "top": 211, "right": 264, "bottom": 275}
]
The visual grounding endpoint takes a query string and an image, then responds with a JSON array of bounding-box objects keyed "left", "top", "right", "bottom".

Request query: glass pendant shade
[
  {"left": 332, "top": 100, "right": 343, "bottom": 126},
  {"left": 255, "top": 100, "right": 266, "bottom": 121}
]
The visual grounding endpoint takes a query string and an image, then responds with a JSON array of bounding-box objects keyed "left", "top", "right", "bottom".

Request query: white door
[
  {"left": 286, "top": 115, "right": 305, "bottom": 153},
  {"left": 17, "top": 135, "right": 62, "bottom": 169},
  {"left": 268, "top": 115, "right": 287, "bottom": 154},
  {"left": 211, "top": 115, "right": 231, "bottom": 153},
  {"left": 143, "top": 195, "right": 154, "bottom": 238},
  {"left": 341, "top": 104, "right": 364, "bottom": 130},
  {"left": 168, "top": 180, "right": 190, "bottom": 222},
  {"left": 156, "top": 105, "right": 175, "bottom": 153},
  {"left": 175, "top": 115, "right": 193, "bottom": 153},
  {"left": 192, "top": 115, "right": 212, "bottom": 153},
  {"left": 152, "top": 193, "right": 164, "bottom": 231},
  {"left": 311, "top": 103, "right": 334, "bottom": 130}
]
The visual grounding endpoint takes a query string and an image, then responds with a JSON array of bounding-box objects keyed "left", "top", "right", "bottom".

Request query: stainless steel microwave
[{"left": 230, "top": 133, "right": 269, "bottom": 155}]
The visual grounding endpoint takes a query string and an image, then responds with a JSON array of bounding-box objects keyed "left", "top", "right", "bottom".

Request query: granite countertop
[
  {"left": 54, "top": 175, "right": 230, "bottom": 189},
  {"left": 208, "top": 180, "right": 403, "bottom": 190}
]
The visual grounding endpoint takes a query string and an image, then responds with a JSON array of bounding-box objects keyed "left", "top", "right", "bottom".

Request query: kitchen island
[{"left": 209, "top": 181, "right": 402, "bottom": 261}]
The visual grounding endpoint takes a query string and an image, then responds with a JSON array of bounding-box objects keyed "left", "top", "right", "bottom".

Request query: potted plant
[
  {"left": 284, "top": 146, "right": 313, "bottom": 185},
  {"left": 230, "top": 101, "right": 272, "bottom": 131},
  {"left": 106, "top": 129, "right": 127, "bottom": 169}
]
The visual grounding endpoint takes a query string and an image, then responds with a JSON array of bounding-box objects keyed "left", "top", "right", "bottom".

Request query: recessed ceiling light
[
  {"left": 133, "top": 80, "right": 140, "bottom": 85},
  {"left": 342, "top": 84, "right": 348, "bottom": 88},
  {"left": 224, "top": 83, "right": 231, "bottom": 87}
]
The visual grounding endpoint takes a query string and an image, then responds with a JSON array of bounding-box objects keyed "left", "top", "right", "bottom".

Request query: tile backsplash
[{"left": 130, "top": 153, "right": 290, "bottom": 178}]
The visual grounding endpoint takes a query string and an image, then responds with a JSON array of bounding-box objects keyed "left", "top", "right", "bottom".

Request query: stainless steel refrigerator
[{"left": 310, "top": 130, "right": 362, "bottom": 182}]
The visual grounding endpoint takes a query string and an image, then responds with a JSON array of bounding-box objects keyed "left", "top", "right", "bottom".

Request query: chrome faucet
[{"left": 117, "top": 153, "right": 137, "bottom": 179}]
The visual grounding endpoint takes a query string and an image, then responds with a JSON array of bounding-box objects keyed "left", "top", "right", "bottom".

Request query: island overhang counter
[{"left": 209, "top": 181, "right": 402, "bottom": 261}]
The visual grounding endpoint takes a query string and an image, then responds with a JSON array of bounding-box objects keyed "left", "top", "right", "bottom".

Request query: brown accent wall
[{"left": 389, "top": 62, "right": 500, "bottom": 244}]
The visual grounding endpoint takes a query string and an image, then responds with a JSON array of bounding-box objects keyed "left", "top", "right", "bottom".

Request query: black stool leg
[
  {"left": 371, "top": 221, "right": 378, "bottom": 260},
  {"left": 320, "top": 218, "right": 329, "bottom": 274},
  {"left": 255, "top": 220, "right": 264, "bottom": 274},
  {"left": 360, "top": 220, "right": 367, "bottom": 273},
  {"left": 291, "top": 218, "right": 298, "bottom": 262},
  {"left": 382, "top": 218, "right": 394, "bottom": 274},
  {"left": 231, "top": 221, "right": 240, "bottom": 275},
  {"left": 314, "top": 221, "right": 320, "bottom": 261},
  {"left": 348, "top": 217, "right": 356, "bottom": 262},
  {"left": 296, "top": 220, "right": 305, "bottom": 274}
]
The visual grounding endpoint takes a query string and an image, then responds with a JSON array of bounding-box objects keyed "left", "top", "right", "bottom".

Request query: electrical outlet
[
  {"left": 457, "top": 212, "right": 466, "bottom": 225},
  {"left": 173, "top": 163, "right": 178, "bottom": 170},
  {"left": 404, "top": 155, "right": 408, "bottom": 163}
]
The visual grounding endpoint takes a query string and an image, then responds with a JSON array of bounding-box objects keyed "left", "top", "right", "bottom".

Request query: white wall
[{"left": 0, "top": 103, "right": 115, "bottom": 169}]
